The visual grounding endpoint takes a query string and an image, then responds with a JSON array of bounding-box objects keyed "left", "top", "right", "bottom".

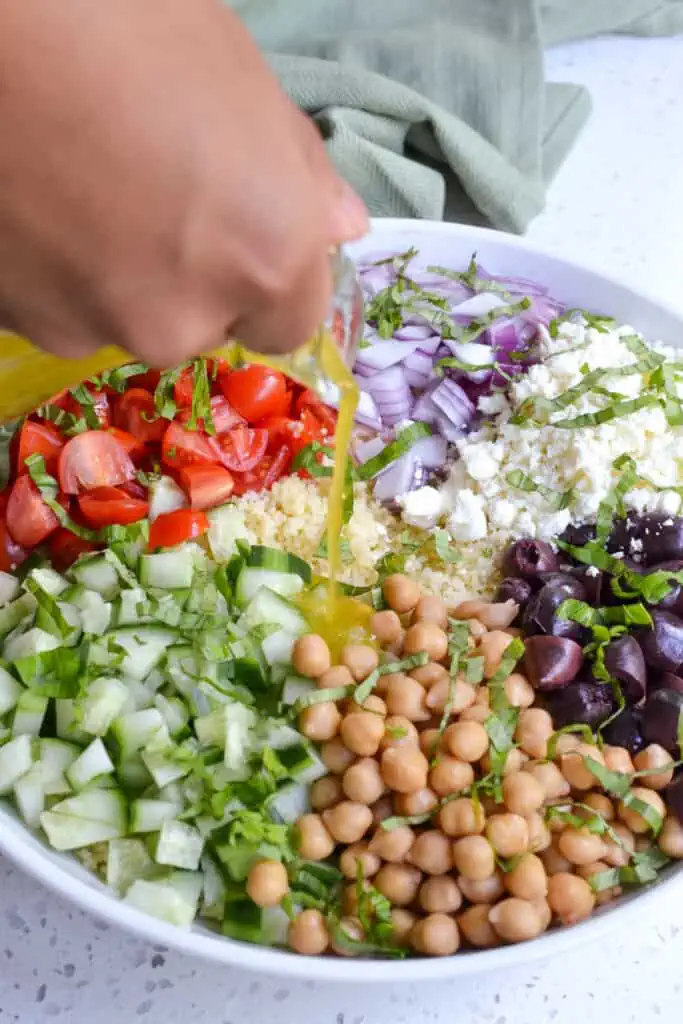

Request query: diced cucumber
[
  {"left": 0, "top": 594, "right": 37, "bottom": 638},
  {"left": 261, "top": 630, "right": 296, "bottom": 667},
  {"left": 70, "top": 555, "right": 120, "bottom": 599},
  {"left": 262, "top": 720, "right": 303, "bottom": 750},
  {"left": 154, "top": 820, "right": 204, "bottom": 871},
  {"left": 242, "top": 586, "right": 309, "bottom": 637},
  {"left": 268, "top": 783, "right": 309, "bottom": 824},
  {"left": 200, "top": 852, "right": 226, "bottom": 920},
  {"left": 39, "top": 738, "right": 79, "bottom": 795},
  {"left": 12, "top": 691, "right": 49, "bottom": 737},
  {"left": 27, "top": 567, "right": 68, "bottom": 597},
  {"left": 92, "top": 626, "right": 179, "bottom": 680},
  {"left": 148, "top": 476, "right": 187, "bottom": 523},
  {"left": 262, "top": 905, "right": 291, "bottom": 947},
  {"left": 55, "top": 699, "right": 91, "bottom": 745},
  {"left": 13, "top": 764, "right": 45, "bottom": 828},
  {"left": 281, "top": 675, "right": 316, "bottom": 707},
  {"left": 106, "top": 837, "right": 154, "bottom": 894},
  {"left": 140, "top": 745, "right": 189, "bottom": 789},
  {"left": 66, "top": 738, "right": 115, "bottom": 790},
  {"left": 70, "top": 589, "right": 111, "bottom": 636},
  {"left": 246, "top": 546, "right": 312, "bottom": 582},
  {"left": 79, "top": 676, "right": 129, "bottom": 736},
  {"left": 124, "top": 872, "right": 202, "bottom": 928},
  {"left": 221, "top": 899, "right": 264, "bottom": 943},
  {"left": 4, "top": 627, "right": 60, "bottom": 663},
  {"left": 0, "top": 734, "right": 32, "bottom": 794},
  {"left": 110, "top": 709, "right": 167, "bottom": 758},
  {"left": 153, "top": 694, "right": 189, "bottom": 738},
  {"left": 206, "top": 503, "right": 253, "bottom": 563},
  {"left": 0, "top": 571, "right": 20, "bottom": 607},
  {"left": 40, "top": 789, "right": 127, "bottom": 850},
  {"left": 55, "top": 602, "right": 83, "bottom": 645},
  {"left": 0, "top": 665, "right": 23, "bottom": 716},
  {"left": 234, "top": 568, "right": 304, "bottom": 607},
  {"left": 113, "top": 587, "right": 151, "bottom": 627},
  {"left": 129, "top": 798, "right": 182, "bottom": 834},
  {"left": 139, "top": 549, "right": 195, "bottom": 590},
  {"left": 115, "top": 752, "right": 153, "bottom": 795}
]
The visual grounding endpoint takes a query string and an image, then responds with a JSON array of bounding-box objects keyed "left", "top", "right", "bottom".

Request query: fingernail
[{"left": 335, "top": 181, "right": 369, "bottom": 240}]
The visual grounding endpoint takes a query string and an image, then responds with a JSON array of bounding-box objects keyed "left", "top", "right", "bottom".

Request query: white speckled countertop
[{"left": 2, "top": 32, "right": 683, "bottom": 1024}]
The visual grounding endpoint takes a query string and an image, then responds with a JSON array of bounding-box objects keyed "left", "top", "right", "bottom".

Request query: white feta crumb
[
  {"left": 629, "top": 538, "right": 644, "bottom": 554},
  {"left": 490, "top": 499, "right": 518, "bottom": 529},
  {"left": 399, "top": 486, "right": 444, "bottom": 530},
  {"left": 585, "top": 565, "right": 600, "bottom": 577},
  {"left": 446, "top": 489, "right": 488, "bottom": 542},
  {"left": 658, "top": 491, "right": 681, "bottom": 516}
]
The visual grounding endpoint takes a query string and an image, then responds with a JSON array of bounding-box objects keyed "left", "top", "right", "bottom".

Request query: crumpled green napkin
[{"left": 228, "top": 0, "right": 683, "bottom": 231}]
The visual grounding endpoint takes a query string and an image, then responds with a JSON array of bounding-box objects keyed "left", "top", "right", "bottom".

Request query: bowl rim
[{"left": 2, "top": 215, "right": 682, "bottom": 981}]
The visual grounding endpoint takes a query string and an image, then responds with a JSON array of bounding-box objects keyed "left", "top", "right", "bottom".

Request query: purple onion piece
[
  {"left": 604, "top": 635, "right": 648, "bottom": 705},
  {"left": 524, "top": 635, "right": 584, "bottom": 690},
  {"left": 373, "top": 453, "right": 421, "bottom": 503}
]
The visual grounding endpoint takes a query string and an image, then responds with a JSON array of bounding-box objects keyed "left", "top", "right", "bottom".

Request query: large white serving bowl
[{"left": 1, "top": 217, "right": 683, "bottom": 982}]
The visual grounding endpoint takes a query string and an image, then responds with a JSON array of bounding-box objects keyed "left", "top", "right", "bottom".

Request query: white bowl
[{"left": 2, "top": 217, "right": 682, "bottom": 981}]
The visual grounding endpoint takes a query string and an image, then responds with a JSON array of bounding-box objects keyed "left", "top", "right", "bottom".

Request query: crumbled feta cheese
[
  {"left": 399, "top": 486, "right": 444, "bottom": 529},
  {"left": 447, "top": 489, "right": 488, "bottom": 542},
  {"left": 489, "top": 499, "right": 518, "bottom": 529},
  {"left": 630, "top": 538, "right": 644, "bottom": 554},
  {"left": 585, "top": 566, "right": 600, "bottom": 577}
]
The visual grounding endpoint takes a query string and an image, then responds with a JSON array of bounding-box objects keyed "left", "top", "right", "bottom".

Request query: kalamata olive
[
  {"left": 522, "top": 575, "right": 588, "bottom": 641},
  {"left": 642, "top": 688, "right": 683, "bottom": 755},
  {"left": 544, "top": 681, "right": 616, "bottom": 729},
  {"left": 495, "top": 577, "right": 533, "bottom": 612},
  {"left": 638, "top": 610, "right": 683, "bottom": 674},
  {"left": 651, "top": 672, "right": 683, "bottom": 697},
  {"left": 602, "top": 708, "right": 645, "bottom": 754},
  {"left": 567, "top": 566, "right": 605, "bottom": 605},
  {"left": 562, "top": 523, "right": 596, "bottom": 548},
  {"left": 503, "top": 540, "right": 560, "bottom": 580},
  {"left": 609, "top": 515, "right": 683, "bottom": 567},
  {"left": 604, "top": 635, "right": 648, "bottom": 705},
  {"left": 664, "top": 774, "right": 683, "bottom": 825},
  {"left": 643, "top": 560, "right": 683, "bottom": 616},
  {"left": 523, "top": 635, "right": 584, "bottom": 691}
]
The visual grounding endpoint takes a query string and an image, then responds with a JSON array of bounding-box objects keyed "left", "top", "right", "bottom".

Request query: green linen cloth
[{"left": 228, "top": 0, "right": 683, "bottom": 231}]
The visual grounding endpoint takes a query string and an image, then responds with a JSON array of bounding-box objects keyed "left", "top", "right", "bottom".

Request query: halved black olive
[
  {"left": 643, "top": 560, "right": 683, "bottom": 616},
  {"left": 569, "top": 566, "right": 605, "bottom": 606},
  {"left": 604, "top": 635, "right": 647, "bottom": 705},
  {"left": 544, "top": 681, "right": 616, "bottom": 729},
  {"left": 642, "top": 688, "right": 683, "bottom": 755},
  {"left": 602, "top": 707, "right": 645, "bottom": 754},
  {"left": 503, "top": 540, "right": 560, "bottom": 580},
  {"left": 522, "top": 575, "right": 588, "bottom": 641},
  {"left": 650, "top": 671, "right": 683, "bottom": 696},
  {"left": 609, "top": 514, "right": 683, "bottom": 567},
  {"left": 561, "top": 523, "right": 596, "bottom": 548},
  {"left": 495, "top": 577, "right": 533, "bottom": 613},
  {"left": 524, "top": 635, "right": 584, "bottom": 690},
  {"left": 637, "top": 610, "right": 683, "bottom": 674}
]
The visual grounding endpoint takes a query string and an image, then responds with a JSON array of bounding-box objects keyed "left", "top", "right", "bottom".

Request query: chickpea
[
  {"left": 523, "top": 762, "right": 570, "bottom": 802},
  {"left": 369, "top": 824, "right": 415, "bottom": 862},
  {"left": 299, "top": 701, "right": 341, "bottom": 743},
  {"left": 426, "top": 677, "right": 476, "bottom": 715},
  {"left": 345, "top": 694, "right": 386, "bottom": 717},
  {"left": 340, "top": 711, "right": 385, "bottom": 757},
  {"left": 618, "top": 787, "right": 666, "bottom": 834},
  {"left": 554, "top": 734, "right": 581, "bottom": 756},
  {"left": 419, "top": 728, "right": 443, "bottom": 758},
  {"left": 577, "top": 860, "right": 621, "bottom": 906},
  {"left": 409, "top": 830, "right": 453, "bottom": 875},
  {"left": 339, "top": 842, "right": 381, "bottom": 880},
  {"left": 381, "top": 716, "right": 420, "bottom": 752},
  {"left": 452, "top": 835, "right": 496, "bottom": 881},
  {"left": 342, "top": 880, "right": 368, "bottom": 916},
  {"left": 246, "top": 859, "right": 289, "bottom": 907},
  {"left": 412, "top": 595, "right": 449, "bottom": 629},
  {"left": 292, "top": 634, "right": 331, "bottom": 679},
  {"left": 394, "top": 787, "right": 438, "bottom": 818},
  {"left": 458, "top": 904, "right": 499, "bottom": 948},
  {"left": 480, "top": 747, "right": 527, "bottom": 779},
  {"left": 504, "top": 673, "right": 535, "bottom": 708},
  {"left": 430, "top": 756, "right": 476, "bottom": 801},
  {"left": 288, "top": 909, "right": 329, "bottom": 955},
  {"left": 320, "top": 737, "right": 356, "bottom": 775},
  {"left": 540, "top": 843, "right": 572, "bottom": 876},
  {"left": 317, "top": 664, "right": 353, "bottom": 690},
  {"left": 466, "top": 618, "right": 488, "bottom": 638},
  {"left": 341, "top": 644, "right": 379, "bottom": 683},
  {"left": 439, "top": 797, "right": 486, "bottom": 837},
  {"left": 580, "top": 792, "right": 615, "bottom": 821},
  {"left": 295, "top": 814, "right": 336, "bottom": 861},
  {"left": 547, "top": 872, "right": 595, "bottom": 925},
  {"left": 452, "top": 599, "right": 488, "bottom": 621},
  {"left": 633, "top": 744, "right": 674, "bottom": 790},
  {"left": 481, "top": 601, "right": 520, "bottom": 630},
  {"left": 502, "top": 772, "right": 545, "bottom": 817},
  {"left": 504, "top": 853, "right": 548, "bottom": 901},
  {"left": 310, "top": 774, "right": 344, "bottom": 812},
  {"left": 603, "top": 745, "right": 634, "bottom": 776},
  {"left": 515, "top": 708, "right": 554, "bottom": 760},
  {"left": 443, "top": 721, "right": 489, "bottom": 763},
  {"left": 457, "top": 871, "right": 505, "bottom": 904},
  {"left": 486, "top": 813, "right": 529, "bottom": 858},
  {"left": 381, "top": 745, "right": 429, "bottom": 794},
  {"left": 322, "top": 802, "right": 373, "bottom": 844},
  {"left": 488, "top": 898, "right": 544, "bottom": 943},
  {"left": 560, "top": 743, "right": 605, "bottom": 791},
  {"left": 411, "top": 662, "right": 449, "bottom": 688},
  {"left": 403, "top": 621, "right": 449, "bottom": 662},
  {"left": 602, "top": 822, "right": 635, "bottom": 868},
  {"left": 419, "top": 876, "right": 463, "bottom": 914},
  {"left": 374, "top": 863, "right": 422, "bottom": 906},
  {"left": 473, "top": 686, "right": 491, "bottom": 708},
  {"left": 371, "top": 609, "right": 403, "bottom": 648},
  {"left": 460, "top": 704, "right": 492, "bottom": 725},
  {"left": 390, "top": 908, "right": 417, "bottom": 945},
  {"left": 383, "top": 574, "right": 421, "bottom": 614},
  {"left": 342, "top": 758, "right": 385, "bottom": 805},
  {"left": 330, "top": 917, "right": 365, "bottom": 956},
  {"left": 370, "top": 794, "right": 394, "bottom": 827},
  {"left": 557, "top": 827, "right": 606, "bottom": 866},
  {"left": 480, "top": 630, "right": 514, "bottom": 678},
  {"left": 411, "top": 913, "right": 460, "bottom": 956},
  {"left": 526, "top": 812, "right": 551, "bottom": 853},
  {"left": 385, "top": 674, "right": 430, "bottom": 722},
  {"left": 658, "top": 816, "right": 683, "bottom": 859}
]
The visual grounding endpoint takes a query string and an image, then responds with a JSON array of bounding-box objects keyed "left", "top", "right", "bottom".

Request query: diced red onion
[
  {"left": 430, "top": 378, "right": 475, "bottom": 426},
  {"left": 394, "top": 324, "right": 438, "bottom": 342},
  {"left": 373, "top": 453, "right": 422, "bottom": 502},
  {"left": 403, "top": 350, "right": 435, "bottom": 375},
  {"left": 362, "top": 365, "right": 408, "bottom": 393},
  {"left": 354, "top": 436, "right": 385, "bottom": 467},
  {"left": 448, "top": 293, "right": 508, "bottom": 318},
  {"left": 355, "top": 340, "right": 420, "bottom": 372},
  {"left": 412, "top": 435, "right": 448, "bottom": 468},
  {"left": 404, "top": 369, "right": 431, "bottom": 389}
]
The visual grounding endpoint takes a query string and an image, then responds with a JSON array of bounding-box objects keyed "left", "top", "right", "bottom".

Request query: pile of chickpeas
[{"left": 243, "top": 574, "right": 683, "bottom": 958}]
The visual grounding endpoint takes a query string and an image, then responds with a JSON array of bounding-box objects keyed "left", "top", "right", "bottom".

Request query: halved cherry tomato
[
  {"left": 294, "top": 390, "right": 337, "bottom": 434},
  {"left": 219, "top": 365, "right": 291, "bottom": 422},
  {"left": 128, "top": 368, "right": 162, "bottom": 392},
  {"left": 173, "top": 361, "right": 224, "bottom": 409},
  {"left": 291, "top": 407, "right": 327, "bottom": 455},
  {"left": 106, "top": 427, "right": 146, "bottom": 460},
  {"left": 179, "top": 465, "right": 234, "bottom": 510},
  {"left": 0, "top": 517, "right": 27, "bottom": 572},
  {"left": 6, "top": 474, "right": 59, "bottom": 547},
  {"left": 262, "top": 444, "right": 292, "bottom": 489},
  {"left": 58, "top": 431, "right": 135, "bottom": 494},
  {"left": 65, "top": 386, "right": 111, "bottom": 428},
  {"left": 178, "top": 395, "right": 245, "bottom": 436},
  {"left": 148, "top": 509, "right": 209, "bottom": 550},
  {"left": 218, "top": 426, "right": 268, "bottom": 472},
  {"left": 161, "top": 421, "right": 221, "bottom": 470},
  {"left": 48, "top": 529, "right": 97, "bottom": 571},
  {"left": 119, "top": 478, "right": 147, "bottom": 501},
  {"left": 255, "top": 415, "right": 299, "bottom": 454},
  {"left": 230, "top": 444, "right": 291, "bottom": 496},
  {"left": 114, "top": 388, "right": 166, "bottom": 444},
  {"left": 78, "top": 486, "right": 148, "bottom": 528},
  {"left": 16, "top": 420, "right": 64, "bottom": 476}
]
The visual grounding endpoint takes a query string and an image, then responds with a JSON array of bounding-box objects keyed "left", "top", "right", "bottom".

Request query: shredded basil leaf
[
  {"left": 582, "top": 755, "right": 632, "bottom": 799},
  {"left": 92, "top": 362, "right": 149, "bottom": 393},
  {"left": 0, "top": 419, "right": 21, "bottom": 490}
]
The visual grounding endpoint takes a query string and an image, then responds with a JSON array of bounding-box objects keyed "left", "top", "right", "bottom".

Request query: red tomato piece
[
  {"left": 6, "top": 474, "right": 59, "bottom": 547},
  {"left": 114, "top": 388, "right": 166, "bottom": 444},
  {"left": 58, "top": 431, "right": 136, "bottom": 494},
  {"left": 173, "top": 367, "right": 195, "bottom": 409},
  {"left": 161, "top": 421, "right": 221, "bottom": 470},
  {"left": 255, "top": 415, "right": 300, "bottom": 454},
  {"left": 218, "top": 426, "right": 268, "bottom": 472},
  {"left": 119, "top": 478, "right": 147, "bottom": 501},
  {"left": 106, "top": 427, "right": 146, "bottom": 460},
  {"left": 0, "top": 517, "right": 27, "bottom": 572},
  {"left": 48, "top": 529, "right": 97, "bottom": 571},
  {"left": 16, "top": 420, "right": 64, "bottom": 476},
  {"left": 78, "top": 486, "right": 148, "bottom": 528},
  {"left": 262, "top": 444, "right": 292, "bottom": 489},
  {"left": 219, "top": 365, "right": 291, "bottom": 422},
  {"left": 65, "top": 386, "right": 111, "bottom": 428},
  {"left": 179, "top": 465, "right": 234, "bottom": 510},
  {"left": 178, "top": 395, "right": 245, "bottom": 436},
  {"left": 148, "top": 509, "right": 209, "bottom": 550},
  {"left": 230, "top": 444, "right": 291, "bottom": 496},
  {"left": 128, "top": 368, "right": 162, "bottom": 392},
  {"left": 294, "top": 389, "right": 337, "bottom": 434}
]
